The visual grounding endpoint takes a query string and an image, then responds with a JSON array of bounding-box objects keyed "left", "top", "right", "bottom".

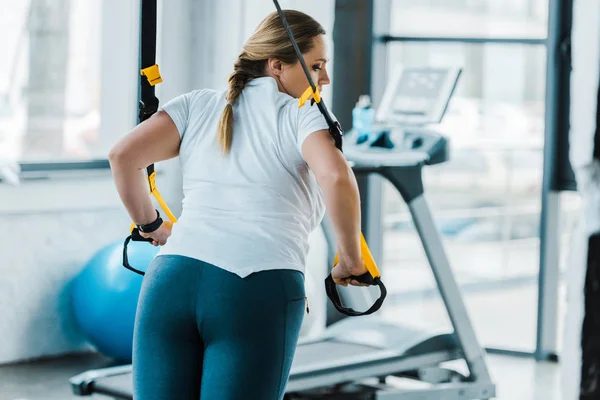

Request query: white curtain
[{"left": 562, "top": 0, "right": 600, "bottom": 398}]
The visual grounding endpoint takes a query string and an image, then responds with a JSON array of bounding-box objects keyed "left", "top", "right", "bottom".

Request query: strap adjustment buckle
[
  {"left": 329, "top": 120, "right": 343, "bottom": 152},
  {"left": 138, "top": 97, "right": 159, "bottom": 123},
  {"left": 298, "top": 85, "right": 321, "bottom": 108},
  {"left": 140, "top": 64, "right": 163, "bottom": 86}
]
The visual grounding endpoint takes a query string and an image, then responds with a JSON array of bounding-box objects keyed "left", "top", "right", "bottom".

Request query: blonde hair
[{"left": 217, "top": 10, "right": 326, "bottom": 154}]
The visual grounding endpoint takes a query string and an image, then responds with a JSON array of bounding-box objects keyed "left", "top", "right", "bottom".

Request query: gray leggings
[{"left": 132, "top": 255, "right": 306, "bottom": 400}]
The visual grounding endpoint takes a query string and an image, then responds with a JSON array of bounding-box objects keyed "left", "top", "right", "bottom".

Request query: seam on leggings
[
  {"left": 195, "top": 260, "right": 205, "bottom": 338},
  {"left": 274, "top": 272, "right": 290, "bottom": 302},
  {"left": 276, "top": 301, "right": 288, "bottom": 400}
]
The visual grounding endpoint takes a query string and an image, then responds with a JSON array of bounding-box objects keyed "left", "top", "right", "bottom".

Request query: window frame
[{"left": 381, "top": 35, "right": 548, "bottom": 45}]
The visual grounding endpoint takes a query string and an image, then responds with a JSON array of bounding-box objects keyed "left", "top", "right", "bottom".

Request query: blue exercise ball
[{"left": 71, "top": 239, "right": 159, "bottom": 362}]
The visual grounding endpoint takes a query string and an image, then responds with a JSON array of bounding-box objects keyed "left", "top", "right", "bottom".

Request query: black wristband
[{"left": 136, "top": 209, "right": 163, "bottom": 233}]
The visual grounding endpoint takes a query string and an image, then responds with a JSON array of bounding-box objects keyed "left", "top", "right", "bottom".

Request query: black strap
[
  {"left": 136, "top": 209, "right": 162, "bottom": 233},
  {"left": 139, "top": 0, "right": 159, "bottom": 124},
  {"left": 273, "top": 0, "right": 385, "bottom": 316},
  {"left": 122, "top": 0, "right": 159, "bottom": 276},
  {"left": 272, "top": 0, "right": 342, "bottom": 152},
  {"left": 325, "top": 273, "right": 387, "bottom": 316},
  {"left": 138, "top": 0, "right": 159, "bottom": 183},
  {"left": 122, "top": 229, "right": 153, "bottom": 276}
]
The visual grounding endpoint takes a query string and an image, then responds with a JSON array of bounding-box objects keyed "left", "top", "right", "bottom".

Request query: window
[
  {"left": 0, "top": 0, "right": 138, "bottom": 165},
  {"left": 390, "top": 0, "right": 548, "bottom": 39},
  {"left": 377, "top": 0, "right": 576, "bottom": 354}
]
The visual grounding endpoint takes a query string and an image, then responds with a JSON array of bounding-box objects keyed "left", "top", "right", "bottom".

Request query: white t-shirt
[{"left": 157, "top": 76, "right": 333, "bottom": 278}]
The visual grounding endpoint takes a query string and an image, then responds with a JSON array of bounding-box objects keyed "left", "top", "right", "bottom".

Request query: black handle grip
[
  {"left": 122, "top": 230, "right": 152, "bottom": 276},
  {"left": 324, "top": 273, "right": 387, "bottom": 317},
  {"left": 131, "top": 228, "right": 153, "bottom": 243}
]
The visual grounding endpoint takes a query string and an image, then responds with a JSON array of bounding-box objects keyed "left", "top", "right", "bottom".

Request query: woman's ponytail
[
  {"left": 217, "top": 60, "right": 252, "bottom": 154},
  {"left": 217, "top": 10, "right": 325, "bottom": 154}
]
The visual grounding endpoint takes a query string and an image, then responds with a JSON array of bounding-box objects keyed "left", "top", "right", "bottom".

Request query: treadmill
[{"left": 70, "top": 67, "right": 496, "bottom": 399}]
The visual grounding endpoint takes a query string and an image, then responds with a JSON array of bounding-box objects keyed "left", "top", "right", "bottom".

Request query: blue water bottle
[{"left": 352, "top": 94, "right": 375, "bottom": 144}]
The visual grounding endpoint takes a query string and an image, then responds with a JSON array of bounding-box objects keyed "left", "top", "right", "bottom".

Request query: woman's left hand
[{"left": 139, "top": 221, "right": 173, "bottom": 246}]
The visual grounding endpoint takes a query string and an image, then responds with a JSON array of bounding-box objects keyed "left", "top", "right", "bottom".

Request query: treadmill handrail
[
  {"left": 70, "top": 364, "right": 133, "bottom": 395},
  {"left": 290, "top": 345, "right": 456, "bottom": 376}
]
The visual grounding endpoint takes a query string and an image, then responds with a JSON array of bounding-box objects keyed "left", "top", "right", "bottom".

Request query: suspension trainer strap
[
  {"left": 271, "top": 0, "right": 342, "bottom": 151},
  {"left": 272, "top": 0, "right": 386, "bottom": 316},
  {"left": 122, "top": 0, "right": 176, "bottom": 276},
  {"left": 139, "top": 0, "right": 161, "bottom": 124}
]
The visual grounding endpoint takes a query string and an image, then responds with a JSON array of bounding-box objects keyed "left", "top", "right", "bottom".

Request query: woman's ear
[{"left": 267, "top": 58, "right": 284, "bottom": 76}]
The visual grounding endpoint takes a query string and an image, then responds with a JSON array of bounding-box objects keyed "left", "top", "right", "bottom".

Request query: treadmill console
[
  {"left": 346, "top": 128, "right": 449, "bottom": 166},
  {"left": 345, "top": 66, "right": 460, "bottom": 168}
]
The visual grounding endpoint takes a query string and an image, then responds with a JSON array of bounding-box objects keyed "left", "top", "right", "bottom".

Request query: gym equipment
[
  {"left": 71, "top": 240, "right": 159, "bottom": 363},
  {"left": 69, "top": 65, "right": 496, "bottom": 398},
  {"left": 121, "top": 0, "right": 177, "bottom": 277}
]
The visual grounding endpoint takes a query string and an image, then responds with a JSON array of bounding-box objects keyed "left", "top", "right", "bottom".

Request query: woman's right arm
[{"left": 301, "top": 130, "right": 367, "bottom": 278}]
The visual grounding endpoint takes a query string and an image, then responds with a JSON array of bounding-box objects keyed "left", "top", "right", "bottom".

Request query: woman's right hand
[{"left": 331, "top": 255, "right": 370, "bottom": 287}]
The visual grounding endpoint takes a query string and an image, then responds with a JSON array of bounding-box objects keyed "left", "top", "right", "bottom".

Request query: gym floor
[{"left": 0, "top": 352, "right": 561, "bottom": 400}]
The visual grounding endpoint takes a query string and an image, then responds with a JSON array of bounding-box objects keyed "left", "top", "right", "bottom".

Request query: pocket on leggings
[
  {"left": 277, "top": 270, "right": 306, "bottom": 302},
  {"left": 286, "top": 298, "right": 306, "bottom": 337}
]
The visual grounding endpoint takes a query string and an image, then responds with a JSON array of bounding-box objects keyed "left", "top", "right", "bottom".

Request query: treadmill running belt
[
  {"left": 93, "top": 374, "right": 133, "bottom": 399},
  {"left": 85, "top": 341, "right": 380, "bottom": 400},
  {"left": 293, "top": 340, "right": 381, "bottom": 367}
]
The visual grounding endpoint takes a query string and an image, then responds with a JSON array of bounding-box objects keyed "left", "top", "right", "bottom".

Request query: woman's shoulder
[
  {"left": 163, "top": 88, "right": 220, "bottom": 106},
  {"left": 185, "top": 88, "right": 223, "bottom": 102},
  {"left": 176, "top": 88, "right": 227, "bottom": 114}
]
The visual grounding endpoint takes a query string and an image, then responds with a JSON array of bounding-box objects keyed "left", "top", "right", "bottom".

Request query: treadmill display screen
[
  {"left": 376, "top": 66, "right": 461, "bottom": 126},
  {"left": 390, "top": 70, "right": 449, "bottom": 117}
]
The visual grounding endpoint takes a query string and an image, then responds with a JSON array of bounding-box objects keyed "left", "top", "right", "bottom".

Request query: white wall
[
  {"left": 0, "top": 0, "right": 335, "bottom": 365},
  {"left": 0, "top": 207, "right": 129, "bottom": 364}
]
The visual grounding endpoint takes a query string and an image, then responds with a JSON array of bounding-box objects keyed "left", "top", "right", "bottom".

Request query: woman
[{"left": 109, "top": 9, "right": 367, "bottom": 400}]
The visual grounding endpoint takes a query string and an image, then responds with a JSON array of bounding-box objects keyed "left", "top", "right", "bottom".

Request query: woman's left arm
[{"left": 108, "top": 110, "right": 181, "bottom": 226}]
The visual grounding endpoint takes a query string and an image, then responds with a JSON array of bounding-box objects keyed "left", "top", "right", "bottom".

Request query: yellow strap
[
  {"left": 147, "top": 171, "right": 158, "bottom": 196},
  {"left": 298, "top": 85, "right": 321, "bottom": 108},
  {"left": 128, "top": 172, "right": 177, "bottom": 233},
  {"left": 151, "top": 189, "right": 178, "bottom": 223},
  {"left": 140, "top": 64, "right": 163, "bottom": 86},
  {"left": 148, "top": 172, "right": 178, "bottom": 223},
  {"left": 333, "top": 233, "right": 381, "bottom": 279}
]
